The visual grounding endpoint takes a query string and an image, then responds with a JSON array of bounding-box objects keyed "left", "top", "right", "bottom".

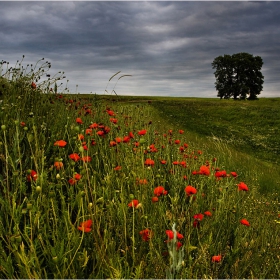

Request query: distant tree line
[{"left": 212, "top": 52, "right": 264, "bottom": 100}]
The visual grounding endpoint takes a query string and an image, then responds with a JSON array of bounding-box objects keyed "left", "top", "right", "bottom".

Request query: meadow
[{"left": 0, "top": 59, "right": 280, "bottom": 279}]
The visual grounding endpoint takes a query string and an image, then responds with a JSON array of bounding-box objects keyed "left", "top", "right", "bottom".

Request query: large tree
[{"left": 212, "top": 52, "right": 264, "bottom": 100}]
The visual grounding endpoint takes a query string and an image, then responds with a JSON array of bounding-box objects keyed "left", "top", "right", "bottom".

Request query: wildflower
[
  {"left": 97, "top": 130, "right": 104, "bottom": 136},
  {"left": 140, "top": 229, "right": 152, "bottom": 241},
  {"left": 174, "top": 139, "right": 180, "bottom": 144},
  {"left": 240, "top": 219, "right": 250, "bottom": 226},
  {"left": 76, "top": 117, "right": 83, "bottom": 124},
  {"left": 106, "top": 109, "right": 115, "bottom": 116},
  {"left": 215, "top": 170, "right": 227, "bottom": 178},
  {"left": 110, "top": 140, "right": 117, "bottom": 147},
  {"left": 78, "top": 219, "right": 92, "bottom": 232},
  {"left": 138, "top": 129, "right": 147, "bottom": 136},
  {"left": 114, "top": 166, "right": 122, "bottom": 171},
  {"left": 31, "top": 82, "right": 36, "bottom": 89},
  {"left": 54, "top": 140, "right": 67, "bottom": 147},
  {"left": 68, "top": 178, "right": 76, "bottom": 185},
  {"left": 193, "top": 213, "right": 204, "bottom": 221},
  {"left": 204, "top": 211, "right": 212, "bottom": 217},
  {"left": 110, "top": 118, "right": 118, "bottom": 124},
  {"left": 89, "top": 123, "right": 98, "bottom": 129},
  {"left": 69, "top": 153, "right": 80, "bottom": 162},
  {"left": 74, "top": 173, "right": 82, "bottom": 180},
  {"left": 20, "top": 122, "right": 26, "bottom": 127},
  {"left": 85, "top": 128, "right": 93, "bottom": 135},
  {"left": 160, "top": 160, "right": 167, "bottom": 164},
  {"left": 137, "top": 178, "right": 148, "bottom": 185},
  {"left": 128, "top": 199, "right": 139, "bottom": 208},
  {"left": 231, "top": 171, "right": 238, "bottom": 178},
  {"left": 129, "top": 131, "right": 134, "bottom": 138},
  {"left": 238, "top": 182, "right": 249, "bottom": 191},
  {"left": 80, "top": 156, "right": 92, "bottom": 162},
  {"left": 115, "top": 137, "right": 122, "bottom": 143},
  {"left": 123, "top": 136, "right": 130, "bottom": 143},
  {"left": 144, "top": 158, "right": 155, "bottom": 166},
  {"left": 27, "top": 170, "right": 38, "bottom": 182},
  {"left": 78, "top": 134, "right": 84, "bottom": 140},
  {"left": 179, "top": 129, "right": 184, "bottom": 134},
  {"left": 212, "top": 255, "right": 222, "bottom": 263},
  {"left": 152, "top": 196, "right": 159, "bottom": 203},
  {"left": 176, "top": 241, "right": 183, "bottom": 250},
  {"left": 199, "top": 165, "right": 210, "bottom": 176},
  {"left": 165, "top": 230, "right": 184, "bottom": 240},
  {"left": 154, "top": 186, "right": 168, "bottom": 196},
  {"left": 185, "top": 185, "right": 197, "bottom": 196},
  {"left": 54, "top": 161, "right": 63, "bottom": 170}
]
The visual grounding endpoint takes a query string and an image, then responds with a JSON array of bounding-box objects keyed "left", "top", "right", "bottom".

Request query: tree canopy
[{"left": 212, "top": 52, "right": 264, "bottom": 100}]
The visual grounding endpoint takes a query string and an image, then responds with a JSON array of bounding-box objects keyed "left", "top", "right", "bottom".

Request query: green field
[{"left": 1, "top": 63, "right": 280, "bottom": 278}]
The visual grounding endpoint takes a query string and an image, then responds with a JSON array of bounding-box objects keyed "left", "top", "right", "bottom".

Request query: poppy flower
[
  {"left": 78, "top": 134, "right": 84, "bottom": 141},
  {"left": 212, "top": 255, "right": 222, "bottom": 263},
  {"left": 176, "top": 241, "right": 183, "bottom": 250},
  {"left": 110, "top": 118, "right": 118, "bottom": 124},
  {"left": 110, "top": 141, "right": 117, "bottom": 147},
  {"left": 123, "top": 136, "right": 130, "bottom": 143},
  {"left": 128, "top": 199, "right": 139, "bottom": 208},
  {"left": 74, "top": 173, "right": 82, "bottom": 180},
  {"left": 174, "top": 139, "right": 180, "bottom": 144},
  {"left": 31, "top": 82, "right": 36, "bottom": 89},
  {"left": 76, "top": 118, "right": 83, "bottom": 124},
  {"left": 137, "top": 178, "right": 148, "bottom": 185},
  {"left": 215, "top": 170, "right": 227, "bottom": 178},
  {"left": 27, "top": 170, "right": 38, "bottom": 182},
  {"left": 193, "top": 220, "right": 200, "bottom": 228},
  {"left": 78, "top": 219, "right": 92, "bottom": 232},
  {"left": 240, "top": 219, "right": 250, "bottom": 226},
  {"left": 199, "top": 165, "right": 210, "bottom": 176},
  {"left": 114, "top": 166, "right": 122, "bottom": 171},
  {"left": 138, "top": 129, "right": 147, "bottom": 136},
  {"left": 231, "top": 171, "right": 238, "bottom": 178},
  {"left": 144, "top": 158, "right": 155, "bottom": 166},
  {"left": 193, "top": 213, "right": 204, "bottom": 221},
  {"left": 179, "top": 129, "right": 184, "bottom": 134},
  {"left": 106, "top": 110, "right": 115, "bottom": 116},
  {"left": 97, "top": 130, "right": 104, "bottom": 136},
  {"left": 89, "top": 123, "right": 99, "bottom": 129},
  {"left": 238, "top": 182, "right": 249, "bottom": 191},
  {"left": 152, "top": 196, "right": 159, "bottom": 203},
  {"left": 204, "top": 211, "right": 212, "bottom": 217},
  {"left": 80, "top": 156, "right": 92, "bottom": 162},
  {"left": 20, "top": 122, "right": 26, "bottom": 127},
  {"left": 85, "top": 128, "right": 93, "bottom": 135},
  {"left": 54, "top": 140, "right": 67, "bottom": 147},
  {"left": 129, "top": 131, "right": 134, "bottom": 138},
  {"left": 140, "top": 229, "right": 152, "bottom": 241},
  {"left": 185, "top": 185, "right": 197, "bottom": 196},
  {"left": 115, "top": 137, "right": 122, "bottom": 143},
  {"left": 54, "top": 161, "right": 63, "bottom": 170},
  {"left": 165, "top": 230, "right": 184, "bottom": 240},
  {"left": 160, "top": 160, "right": 167, "bottom": 164},
  {"left": 68, "top": 178, "right": 77, "bottom": 185},
  {"left": 69, "top": 153, "right": 80, "bottom": 162},
  {"left": 154, "top": 186, "right": 168, "bottom": 196}
]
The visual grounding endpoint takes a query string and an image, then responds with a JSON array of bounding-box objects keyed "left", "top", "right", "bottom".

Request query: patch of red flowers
[
  {"left": 128, "top": 199, "right": 139, "bottom": 208},
  {"left": 154, "top": 186, "right": 168, "bottom": 196},
  {"left": 27, "top": 170, "right": 38, "bottom": 182},
  {"left": 140, "top": 229, "right": 152, "bottom": 241}
]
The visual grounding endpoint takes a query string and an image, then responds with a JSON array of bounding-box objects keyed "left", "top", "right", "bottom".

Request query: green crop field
[{"left": 1, "top": 60, "right": 280, "bottom": 278}]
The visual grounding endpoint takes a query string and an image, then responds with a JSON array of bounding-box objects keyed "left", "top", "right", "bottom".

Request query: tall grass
[{"left": 1, "top": 59, "right": 280, "bottom": 278}]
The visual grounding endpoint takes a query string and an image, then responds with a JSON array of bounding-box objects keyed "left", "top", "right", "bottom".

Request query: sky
[{"left": 1, "top": 1, "right": 280, "bottom": 98}]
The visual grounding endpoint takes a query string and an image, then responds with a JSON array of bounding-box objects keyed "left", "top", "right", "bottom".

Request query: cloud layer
[{"left": 1, "top": 1, "right": 280, "bottom": 97}]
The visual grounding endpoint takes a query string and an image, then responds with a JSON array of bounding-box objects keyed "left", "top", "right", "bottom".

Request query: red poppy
[
  {"left": 115, "top": 137, "right": 122, "bottom": 143},
  {"left": 165, "top": 230, "right": 184, "bottom": 240},
  {"left": 204, "top": 211, "right": 212, "bottom": 217},
  {"left": 69, "top": 153, "right": 80, "bottom": 162},
  {"left": 110, "top": 141, "right": 117, "bottom": 147},
  {"left": 106, "top": 109, "right": 115, "bottom": 116},
  {"left": 89, "top": 123, "right": 99, "bottom": 129},
  {"left": 78, "top": 219, "right": 92, "bottom": 232},
  {"left": 85, "top": 128, "right": 93, "bottom": 135},
  {"left": 137, "top": 178, "right": 148, "bottom": 185},
  {"left": 193, "top": 220, "right": 200, "bottom": 228},
  {"left": 97, "top": 130, "right": 104, "bottom": 136},
  {"left": 54, "top": 140, "right": 67, "bottom": 147},
  {"left": 160, "top": 160, "right": 167, "bottom": 164},
  {"left": 138, "top": 129, "right": 147, "bottom": 136},
  {"left": 212, "top": 255, "right": 222, "bottom": 263},
  {"left": 128, "top": 199, "right": 139, "bottom": 208},
  {"left": 78, "top": 134, "right": 84, "bottom": 141},
  {"left": 154, "top": 186, "right": 168, "bottom": 196},
  {"left": 174, "top": 139, "right": 180, "bottom": 144},
  {"left": 176, "top": 241, "right": 183, "bottom": 250},
  {"left": 80, "top": 156, "right": 92, "bottom": 162},
  {"left": 129, "top": 131, "right": 134, "bottom": 138},
  {"left": 76, "top": 118, "right": 83, "bottom": 124},
  {"left": 74, "top": 173, "right": 82, "bottom": 180},
  {"left": 240, "top": 219, "right": 250, "bottom": 226},
  {"left": 230, "top": 171, "right": 238, "bottom": 178},
  {"left": 123, "top": 136, "right": 130, "bottom": 143},
  {"left": 139, "top": 229, "right": 152, "bottom": 241},
  {"left": 193, "top": 213, "right": 204, "bottom": 221},
  {"left": 179, "top": 129, "right": 184, "bottom": 134},
  {"left": 31, "top": 82, "right": 36, "bottom": 89},
  {"left": 144, "top": 158, "right": 155, "bottom": 166},
  {"left": 54, "top": 161, "right": 63, "bottom": 170},
  {"left": 238, "top": 182, "right": 249, "bottom": 191},
  {"left": 110, "top": 118, "right": 118, "bottom": 124},
  {"left": 199, "top": 165, "right": 210, "bottom": 176},
  {"left": 20, "top": 122, "right": 26, "bottom": 127},
  {"left": 68, "top": 178, "right": 77, "bottom": 185},
  {"left": 27, "top": 170, "right": 38, "bottom": 182},
  {"left": 152, "top": 196, "right": 159, "bottom": 203},
  {"left": 185, "top": 185, "right": 197, "bottom": 196},
  {"left": 215, "top": 170, "right": 227, "bottom": 178},
  {"left": 114, "top": 166, "right": 122, "bottom": 171}
]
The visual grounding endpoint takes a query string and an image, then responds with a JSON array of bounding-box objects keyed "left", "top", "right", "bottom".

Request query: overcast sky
[{"left": 1, "top": 1, "right": 280, "bottom": 98}]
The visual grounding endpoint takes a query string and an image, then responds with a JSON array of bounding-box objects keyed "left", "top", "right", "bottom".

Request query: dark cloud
[{"left": 1, "top": 1, "right": 280, "bottom": 97}]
